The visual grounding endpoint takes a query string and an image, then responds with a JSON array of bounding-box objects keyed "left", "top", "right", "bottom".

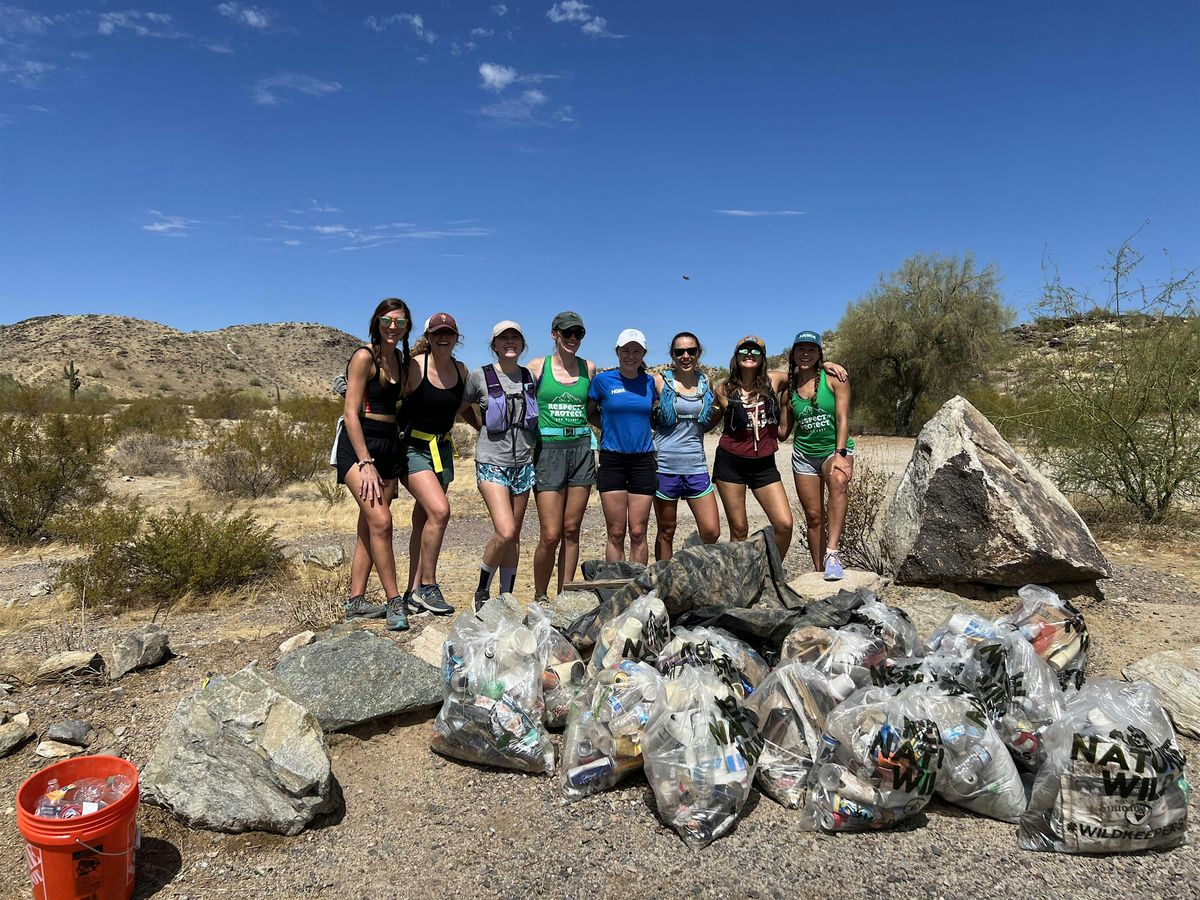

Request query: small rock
[
  {"left": 107, "top": 624, "right": 170, "bottom": 679},
  {"left": 28, "top": 581, "right": 53, "bottom": 598},
  {"left": 36, "top": 651, "right": 104, "bottom": 681},
  {"left": 787, "top": 569, "right": 886, "bottom": 604},
  {"left": 302, "top": 545, "right": 347, "bottom": 570},
  {"left": 278, "top": 631, "right": 316, "bottom": 655},
  {"left": 45, "top": 719, "right": 96, "bottom": 748},
  {"left": 13, "top": 712, "right": 30, "bottom": 728},
  {"left": 0, "top": 721, "right": 32, "bottom": 757},
  {"left": 123, "top": 475, "right": 134, "bottom": 482},
  {"left": 35, "top": 740, "right": 81, "bottom": 758},
  {"left": 115, "top": 725, "right": 127, "bottom": 737}
]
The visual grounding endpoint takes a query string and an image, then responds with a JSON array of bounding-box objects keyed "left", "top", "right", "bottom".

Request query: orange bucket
[{"left": 16, "top": 755, "right": 139, "bottom": 900}]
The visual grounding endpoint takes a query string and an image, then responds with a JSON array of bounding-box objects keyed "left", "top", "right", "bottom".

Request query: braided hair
[{"left": 785, "top": 342, "right": 824, "bottom": 412}]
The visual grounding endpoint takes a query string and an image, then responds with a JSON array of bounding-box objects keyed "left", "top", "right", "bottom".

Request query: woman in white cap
[
  {"left": 588, "top": 328, "right": 658, "bottom": 564},
  {"left": 527, "top": 311, "right": 597, "bottom": 600},
  {"left": 461, "top": 321, "right": 540, "bottom": 611}
]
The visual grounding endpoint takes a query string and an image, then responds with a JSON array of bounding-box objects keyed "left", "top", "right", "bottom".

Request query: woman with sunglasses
[
  {"left": 397, "top": 312, "right": 468, "bottom": 620},
  {"left": 651, "top": 331, "right": 720, "bottom": 560},
  {"left": 779, "top": 330, "right": 854, "bottom": 580},
  {"left": 334, "top": 298, "right": 412, "bottom": 628},
  {"left": 712, "top": 336, "right": 847, "bottom": 560},
  {"left": 527, "top": 311, "right": 597, "bottom": 600}
]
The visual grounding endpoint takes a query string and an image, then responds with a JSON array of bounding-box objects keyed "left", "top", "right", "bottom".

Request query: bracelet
[{"left": 357, "top": 458, "right": 375, "bottom": 469}]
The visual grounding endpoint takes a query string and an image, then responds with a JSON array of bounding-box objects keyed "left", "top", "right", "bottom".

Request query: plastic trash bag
[
  {"left": 431, "top": 611, "right": 555, "bottom": 774},
  {"left": 587, "top": 591, "right": 670, "bottom": 674},
  {"left": 883, "top": 651, "right": 985, "bottom": 690},
  {"left": 780, "top": 625, "right": 888, "bottom": 700},
  {"left": 525, "top": 603, "right": 586, "bottom": 728},
  {"left": 641, "top": 666, "right": 764, "bottom": 847},
  {"left": 845, "top": 594, "right": 921, "bottom": 659},
  {"left": 800, "top": 685, "right": 943, "bottom": 832},
  {"left": 900, "top": 683, "right": 1028, "bottom": 822},
  {"left": 656, "top": 626, "right": 769, "bottom": 698},
  {"left": 999, "top": 584, "right": 1089, "bottom": 690},
  {"left": 560, "top": 660, "right": 664, "bottom": 800},
  {"left": 744, "top": 661, "right": 841, "bottom": 809},
  {"left": 1019, "top": 678, "right": 1189, "bottom": 854},
  {"left": 924, "top": 609, "right": 1003, "bottom": 656}
]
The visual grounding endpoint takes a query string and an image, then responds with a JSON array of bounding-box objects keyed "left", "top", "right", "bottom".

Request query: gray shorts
[
  {"left": 534, "top": 436, "right": 596, "bottom": 492},
  {"left": 792, "top": 445, "right": 853, "bottom": 477}
]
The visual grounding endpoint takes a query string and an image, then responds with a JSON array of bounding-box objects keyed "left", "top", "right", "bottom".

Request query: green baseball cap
[{"left": 792, "top": 330, "right": 822, "bottom": 348}]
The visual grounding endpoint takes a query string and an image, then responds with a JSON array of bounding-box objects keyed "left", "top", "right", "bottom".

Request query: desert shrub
[
  {"left": 196, "top": 414, "right": 328, "bottom": 497},
  {"left": 0, "top": 414, "right": 109, "bottom": 542},
  {"left": 283, "top": 568, "right": 351, "bottom": 630},
  {"left": 133, "top": 505, "right": 283, "bottom": 597},
  {"left": 313, "top": 477, "right": 348, "bottom": 507},
  {"left": 191, "top": 389, "right": 269, "bottom": 421},
  {"left": 55, "top": 499, "right": 144, "bottom": 604},
  {"left": 114, "top": 431, "right": 180, "bottom": 476},
  {"left": 111, "top": 398, "right": 193, "bottom": 439},
  {"left": 838, "top": 457, "right": 891, "bottom": 573},
  {"left": 277, "top": 395, "right": 342, "bottom": 425}
]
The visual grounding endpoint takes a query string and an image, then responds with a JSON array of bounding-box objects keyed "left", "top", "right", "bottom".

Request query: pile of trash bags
[{"left": 430, "top": 562, "right": 1189, "bottom": 854}]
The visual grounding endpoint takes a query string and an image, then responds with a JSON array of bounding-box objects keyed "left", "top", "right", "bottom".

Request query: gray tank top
[{"left": 654, "top": 390, "right": 707, "bottom": 474}]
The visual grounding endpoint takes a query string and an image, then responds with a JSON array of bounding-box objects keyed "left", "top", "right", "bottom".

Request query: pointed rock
[{"left": 107, "top": 624, "right": 170, "bottom": 678}]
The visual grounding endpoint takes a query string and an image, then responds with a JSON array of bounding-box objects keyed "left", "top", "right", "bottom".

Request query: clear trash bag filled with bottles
[
  {"left": 882, "top": 649, "right": 986, "bottom": 690},
  {"left": 998, "top": 584, "right": 1090, "bottom": 691},
  {"left": 641, "top": 666, "right": 764, "bottom": 847},
  {"left": 560, "top": 660, "right": 664, "bottom": 800},
  {"left": 744, "top": 660, "right": 841, "bottom": 809},
  {"left": 587, "top": 591, "right": 670, "bottom": 674},
  {"left": 844, "top": 593, "right": 921, "bottom": 659},
  {"left": 431, "top": 611, "right": 555, "bottom": 774},
  {"left": 780, "top": 624, "right": 888, "bottom": 701},
  {"left": 655, "top": 626, "right": 769, "bottom": 699},
  {"left": 800, "top": 685, "right": 943, "bottom": 833},
  {"left": 525, "top": 603, "right": 587, "bottom": 728},
  {"left": 899, "top": 683, "right": 1028, "bottom": 822},
  {"left": 1019, "top": 678, "right": 1190, "bottom": 854}
]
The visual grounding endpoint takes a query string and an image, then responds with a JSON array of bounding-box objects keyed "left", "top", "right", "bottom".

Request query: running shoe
[
  {"left": 384, "top": 595, "right": 409, "bottom": 631},
  {"left": 409, "top": 583, "right": 454, "bottom": 616},
  {"left": 473, "top": 587, "right": 490, "bottom": 614},
  {"left": 823, "top": 550, "right": 845, "bottom": 582},
  {"left": 344, "top": 594, "right": 385, "bottom": 620}
]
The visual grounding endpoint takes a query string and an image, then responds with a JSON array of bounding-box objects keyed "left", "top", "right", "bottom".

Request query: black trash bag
[{"left": 581, "top": 560, "right": 648, "bottom": 581}]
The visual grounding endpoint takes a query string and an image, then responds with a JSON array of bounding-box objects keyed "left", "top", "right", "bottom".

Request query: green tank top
[
  {"left": 536, "top": 356, "right": 591, "bottom": 442},
  {"left": 790, "top": 370, "right": 853, "bottom": 457}
]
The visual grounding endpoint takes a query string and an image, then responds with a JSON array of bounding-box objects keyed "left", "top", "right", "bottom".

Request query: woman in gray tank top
[{"left": 650, "top": 331, "right": 721, "bottom": 560}]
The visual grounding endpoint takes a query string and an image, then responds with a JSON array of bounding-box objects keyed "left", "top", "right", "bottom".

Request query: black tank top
[
  {"left": 350, "top": 347, "right": 404, "bottom": 417},
  {"left": 407, "top": 353, "right": 465, "bottom": 434}
]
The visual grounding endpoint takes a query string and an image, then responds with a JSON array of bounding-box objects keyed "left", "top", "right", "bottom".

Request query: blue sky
[{"left": 2, "top": 1, "right": 1198, "bottom": 368}]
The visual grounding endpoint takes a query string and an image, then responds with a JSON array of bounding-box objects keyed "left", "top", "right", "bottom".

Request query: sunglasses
[
  {"left": 378, "top": 316, "right": 408, "bottom": 329},
  {"left": 672, "top": 347, "right": 699, "bottom": 358},
  {"left": 558, "top": 328, "right": 586, "bottom": 340},
  {"left": 737, "top": 347, "right": 763, "bottom": 358}
]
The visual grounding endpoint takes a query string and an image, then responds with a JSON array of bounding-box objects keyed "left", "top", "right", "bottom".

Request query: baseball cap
[
  {"left": 551, "top": 310, "right": 585, "bottom": 333},
  {"left": 616, "top": 328, "right": 647, "bottom": 350},
  {"left": 491, "top": 320, "right": 524, "bottom": 340},
  {"left": 792, "top": 330, "right": 822, "bottom": 348},
  {"left": 737, "top": 334, "right": 766, "bottom": 351},
  {"left": 425, "top": 312, "right": 458, "bottom": 334}
]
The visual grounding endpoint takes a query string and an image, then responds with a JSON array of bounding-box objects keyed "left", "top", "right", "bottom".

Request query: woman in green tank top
[
  {"left": 779, "top": 330, "right": 854, "bottom": 581},
  {"left": 526, "top": 311, "right": 598, "bottom": 600}
]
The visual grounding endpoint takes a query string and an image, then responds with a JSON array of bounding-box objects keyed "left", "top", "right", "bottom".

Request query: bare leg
[
  {"left": 349, "top": 506, "right": 374, "bottom": 596},
  {"left": 533, "top": 488, "right": 564, "bottom": 596},
  {"left": 715, "top": 479, "right": 749, "bottom": 542},
  {"left": 750, "top": 481, "right": 794, "bottom": 560},
  {"left": 343, "top": 469, "right": 399, "bottom": 598},
  {"left": 558, "top": 485, "right": 591, "bottom": 591},
  {"left": 404, "top": 470, "right": 451, "bottom": 587},
  {"left": 685, "top": 491, "right": 721, "bottom": 545},
  {"left": 654, "top": 497, "right": 678, "bottom": 561},
  {"left": 822, "top": 455, "right": 854, "bottom": 552},
  {"left": 626, "top": 492, "right": 654, "bottom": 565},
  {"left": 503, "top": 490, "right": 530, "bottom": 569},
  {"left": 793, "top": 473, "right": 826, "bottom": 571},
  {"left": 479, "top": 480, "right": 520, "bottom": 569},
  {"left": 600, "top": 490, "right": 629, "bottom": 561}
]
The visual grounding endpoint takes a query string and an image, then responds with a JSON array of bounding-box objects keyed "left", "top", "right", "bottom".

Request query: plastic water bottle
[
  {"left": 35, "top": 779, "right": 62, "bottom": 818},
  {"left": 950, "top": 744, "right": 992, "bottom": 789}
]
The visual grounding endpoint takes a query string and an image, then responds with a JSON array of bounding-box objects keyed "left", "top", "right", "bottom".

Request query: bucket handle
[{"left": 75, "top": 827, "right": 140, "bottom": 857}]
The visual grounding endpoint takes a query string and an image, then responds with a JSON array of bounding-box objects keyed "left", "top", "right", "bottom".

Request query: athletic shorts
[
  {"left": 403, "top": 438, "right": 455, "bottom": 487},
  {"left": 656, "top": 471, "right": 715, "bottom": 501},
  {"left": 792, "top": 446, "right": 854, "bottom": 477},
  {"left": 334, "top": 418, "right": 405, "bottom": 484},
  {"left": 534, "top": 437, "right": 597, "bottom": 492},
  {"left": 712, "top": 446, "right": 782, "bottom": 490},
  {"left": 596, "top": 450, "right": 658, "bottom": 495},
  {"left": 476, "top": 461, "right": 535, "bottom": 494}
]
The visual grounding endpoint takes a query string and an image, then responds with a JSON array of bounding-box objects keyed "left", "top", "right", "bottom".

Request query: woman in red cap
[{"left": 397, "top": 312, "right": 468, "bottom": 618}]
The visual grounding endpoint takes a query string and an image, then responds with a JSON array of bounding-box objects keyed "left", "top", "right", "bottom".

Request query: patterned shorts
[{"left": 476, "top": 461, "right": 536, "bottom": 495}]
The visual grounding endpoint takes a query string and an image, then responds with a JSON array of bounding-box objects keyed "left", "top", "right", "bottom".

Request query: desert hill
[{"left": 0, "top": 314, "right": 362, "bottom": 400}]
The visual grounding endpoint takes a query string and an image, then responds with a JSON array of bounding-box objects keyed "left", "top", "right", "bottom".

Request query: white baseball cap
[
  {"left": 615, "top": 328, "right": 647, "bottom": 350},
  {"left": 491, "top": 320, "right": 524, "bottom": 340}
]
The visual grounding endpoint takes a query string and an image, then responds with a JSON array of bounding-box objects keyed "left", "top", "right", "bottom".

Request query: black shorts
[
  {"left": 596, "top": 450, "right": 658, "bottom": 495},
  {"left": 334, "top": 418, "right": 406, "bottom": 484},
  {"left": 712, "top": 446, "right": 781, "bottom": 490}
]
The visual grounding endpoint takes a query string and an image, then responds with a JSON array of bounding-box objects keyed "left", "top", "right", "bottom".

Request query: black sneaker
[
  {"left": 344, "top": 594, "right": 385, "bottom": 620},
  {"left": 473, "top": 587, "right": 490, "bottom": 614},
  {"left": 409, "top": 583, "right": 454, "bottom": 616}
]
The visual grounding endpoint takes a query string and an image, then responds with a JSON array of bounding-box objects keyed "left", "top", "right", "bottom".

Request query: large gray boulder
[
  {"left": 882, "top": 397, "right": 1110, "bottom": 587},
  {"left": 142, "top": 665, "right": 337, "bottom": 835},
  {"left": 107, "top": 624, "right": 170, "bottom": 678},
  {"left": 272, "top": 629, "right": 443, "bottom": 732},
  {"left": 1123, "top": 647, "right": 1200, "bottom": 739}
]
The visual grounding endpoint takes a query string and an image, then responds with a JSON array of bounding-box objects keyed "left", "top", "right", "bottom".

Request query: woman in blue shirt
[{"left": 588, "top": 328, "right": 657, "bottom": 564}]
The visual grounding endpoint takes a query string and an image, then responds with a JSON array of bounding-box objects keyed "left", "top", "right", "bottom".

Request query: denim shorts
[
  {"left": 655, "top": 471, "right": 715, "bottom": 501},
  {"left": 792, "top": 446, "right": 853, "bottom": 477},
  {"left": 476, "top": 461, "right": 535, "bottom": 494}
]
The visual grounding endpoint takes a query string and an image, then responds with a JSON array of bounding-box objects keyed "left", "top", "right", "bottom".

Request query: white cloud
[
  {"left": 363, "top": 12, "right": 436, "bottom": 44},
  {"left": 98, "top": 11, "right": 178, "bottom": 38},
  {"left": 479, "top": 62, "right": 517, "bottom": 92},
  {"left": 216, "top": 3, "right": 272, "bottom": 30},
  {"left": 715, "top": 209, "right": 806, "bottom": 217},
  {"left": 480, "top": 88, "right": 555, "bottom": 126},
  {"left": 0, "top": 59, "right": 56, "bottom": 88},
  {"left": 311, "top": 224, "right": 349, "bottom": 234},
  {"left": 491, "top": 4, "right": 508, "bottom": 15},
  {"left": 282, "top": 239, "right": 302, "bottom": 246},
  {"left": 0, "top": 6, "right": 61, "bottom": 36},
  {"left": 470, "top": 26, "right": 493, "bottom": 37},
  {"left": 142, "top": 209, "right": 197, "bottom": 237},
  {"left": 252, "top": 73, "right": 342, "bottom": 105},
  {"left": 204, "top": 40, "right": 234, "bottom": 54},
  {"left": 547, "top": 1, "right": 621, "bottom": 37},
  {"left": 290, "top": 219, "right": 493, "bottom": 251}
]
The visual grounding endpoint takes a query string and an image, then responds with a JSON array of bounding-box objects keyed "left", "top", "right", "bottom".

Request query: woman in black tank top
[
  {"left": 338, "top": 298, "right": 412, "bottom": 630},
  {"left": 398, "top": 312, "right": 470, "bottom": 616}
]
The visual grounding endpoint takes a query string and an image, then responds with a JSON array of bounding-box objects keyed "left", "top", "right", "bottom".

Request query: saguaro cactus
[{"left": 63, "top": 360, "right": 82, "bottom": 401}]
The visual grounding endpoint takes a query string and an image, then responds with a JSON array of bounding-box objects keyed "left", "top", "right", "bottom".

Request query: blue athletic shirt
[{"left": 588, "top": 369, "right": 656, "bottom": 454}]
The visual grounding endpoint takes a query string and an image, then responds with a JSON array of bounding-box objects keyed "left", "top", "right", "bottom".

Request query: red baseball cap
[{"left": 425, "top": 312, "right": 459, "bottom": 334}]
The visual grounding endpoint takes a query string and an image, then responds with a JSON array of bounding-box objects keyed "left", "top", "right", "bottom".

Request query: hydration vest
[
  {"left": 654, "top": 370, "right": 715, "bottom": 429},
  {"left": 483, "top": 364, "right": 539, "bottom": 434}
]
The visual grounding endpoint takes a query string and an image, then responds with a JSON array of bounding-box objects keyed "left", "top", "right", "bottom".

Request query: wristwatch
[
  {"left": 357, "top": 458, "right": 375, "bottom": 469},
  {"left": 836, "top": 448, "right": 849, "bottom": 457}
]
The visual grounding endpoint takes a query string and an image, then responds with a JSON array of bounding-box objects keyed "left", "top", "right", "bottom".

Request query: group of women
[{"left": 333, "top": 298, "right": 855, "bottom": 631}]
